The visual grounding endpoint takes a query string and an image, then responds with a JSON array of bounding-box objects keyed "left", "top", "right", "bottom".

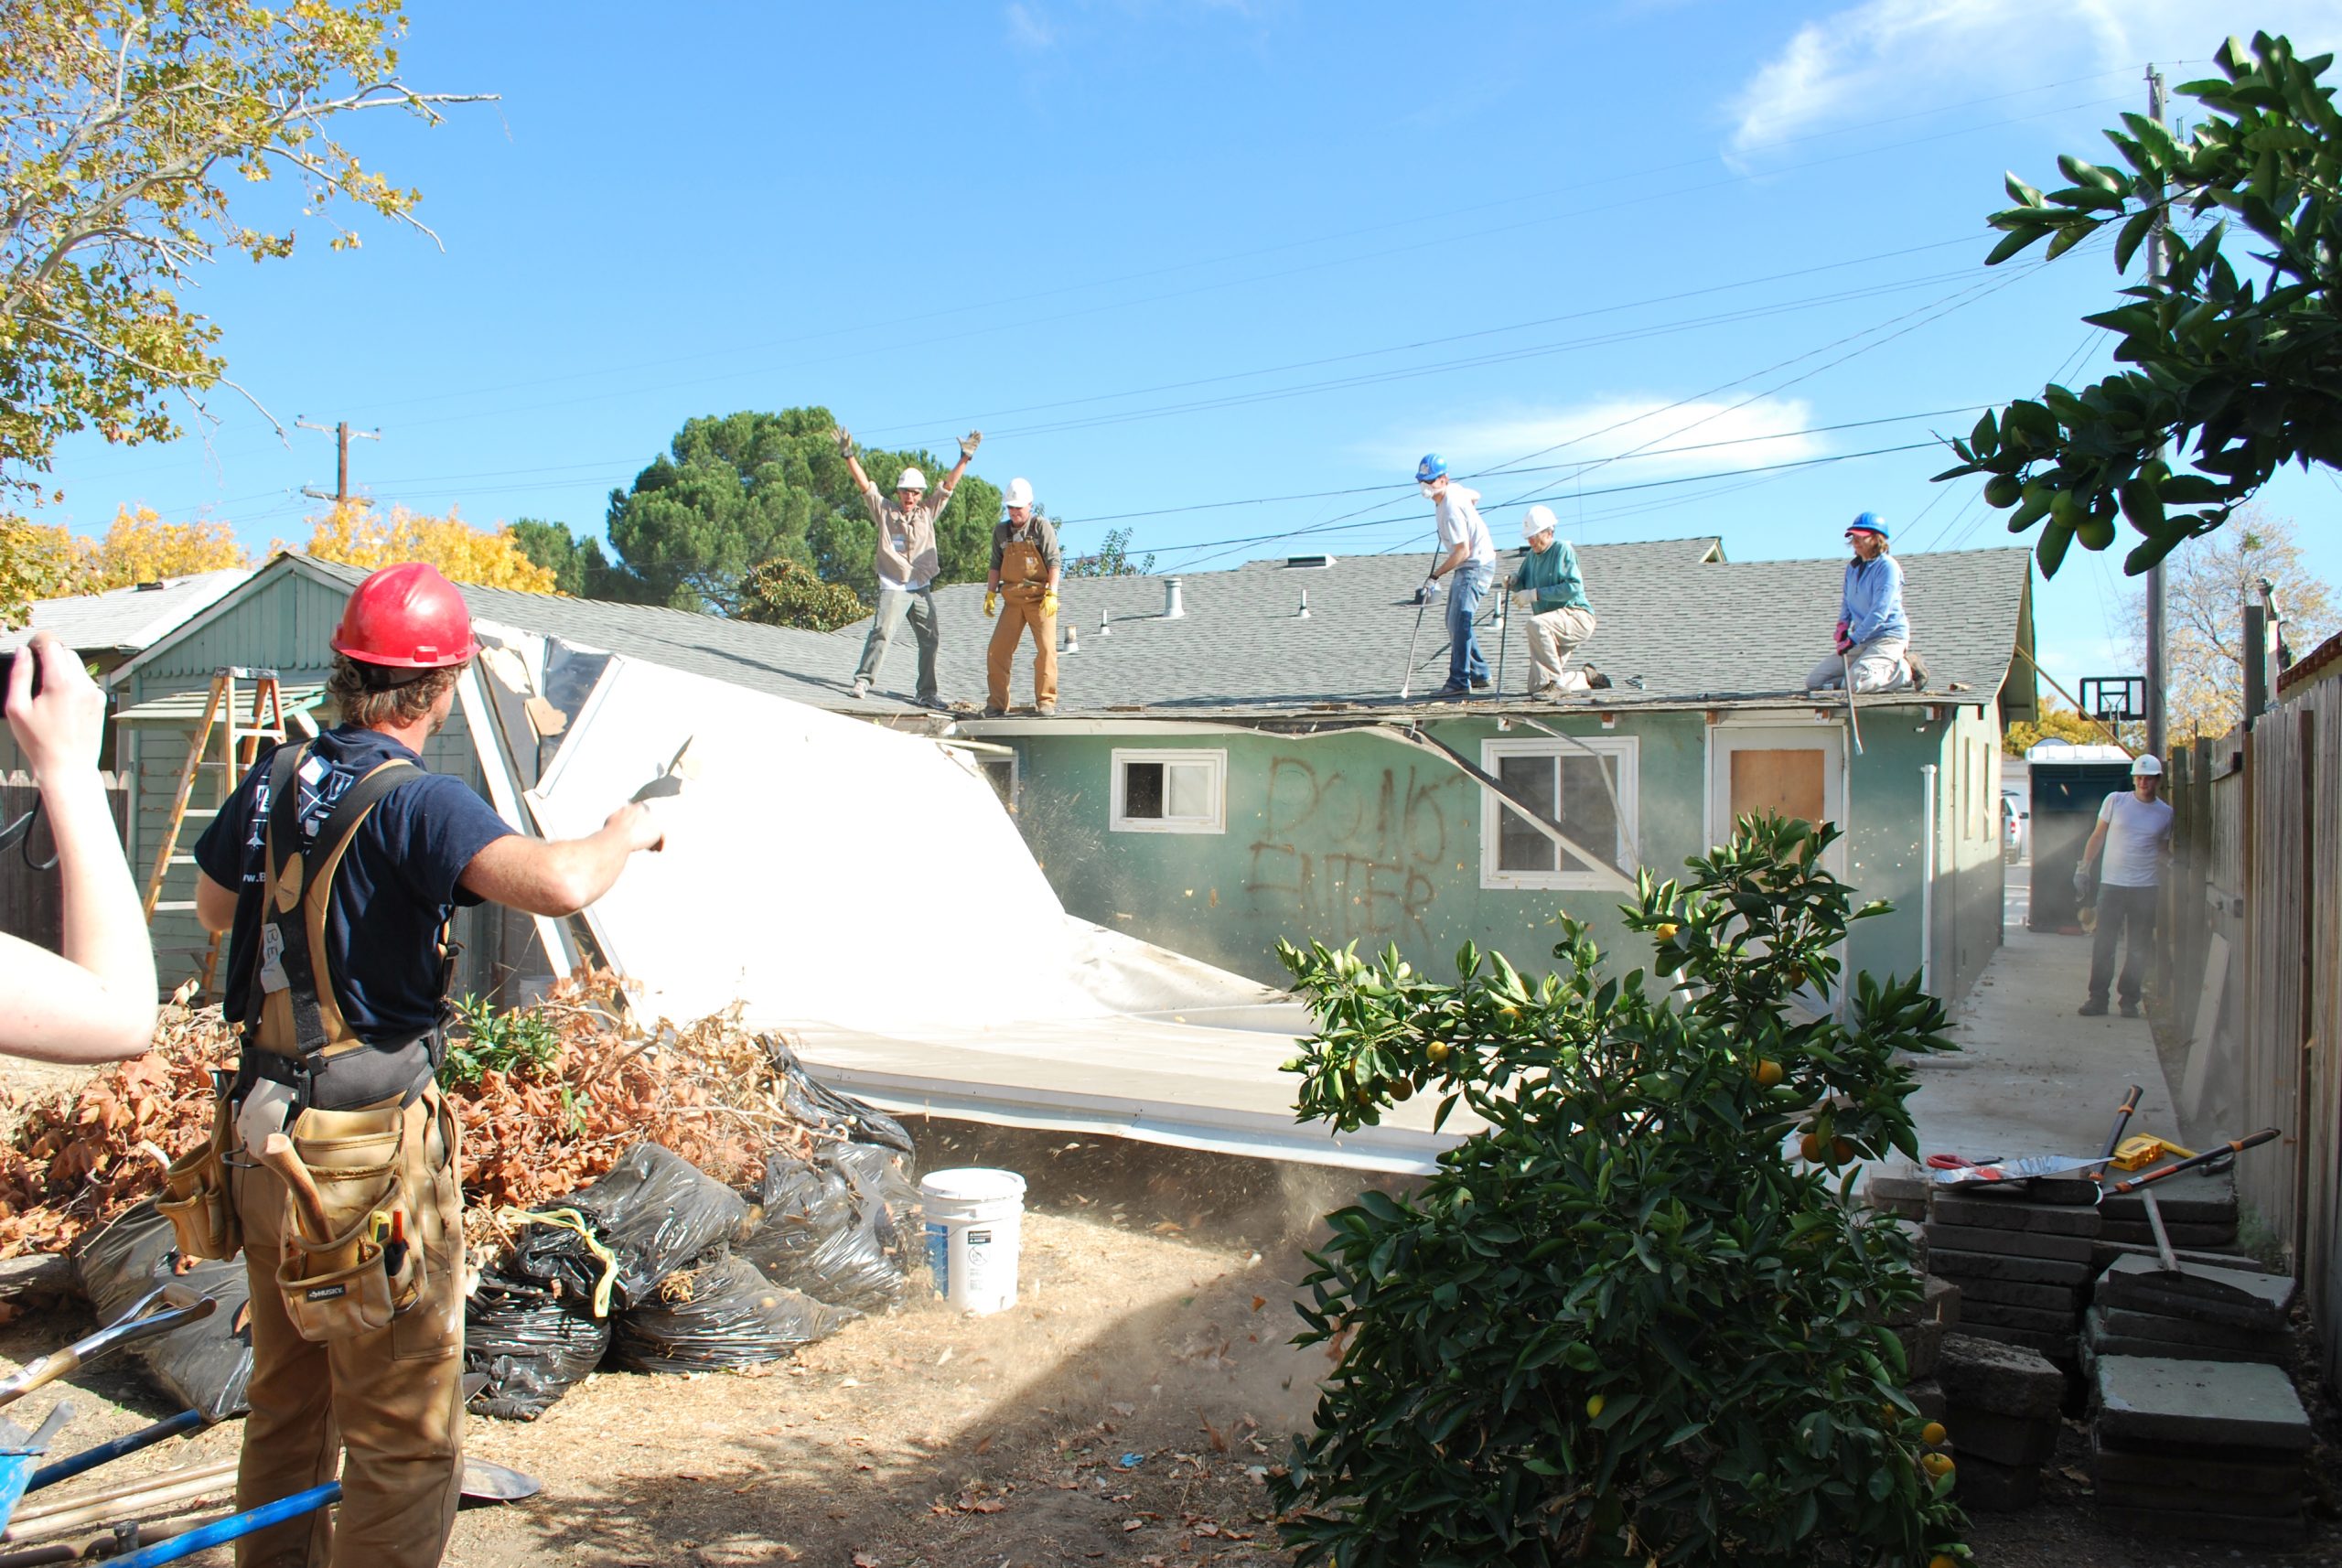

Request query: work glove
[
  {"left": 1834, "top": 618, "right": 1853, "bottom": 654},
  {"left": 1040, "top": 591, "right": 1059, "bottom": 619},
  {"left": 832, "top": 426, "right": 854, "bottom": 457},
  {"left": 983, "top": 591, "right": 999, "bottom": 618},
  {"left": 960, "top": 430, "right": 983, "bottom": 460},
  {"left": 236, "top": 1079, "right": 295, "bottom": 1155}
]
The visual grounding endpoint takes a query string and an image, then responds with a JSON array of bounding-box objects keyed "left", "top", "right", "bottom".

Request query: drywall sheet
[{"left": 524, "top": 655, "right": 1281, "bottom": 1033}]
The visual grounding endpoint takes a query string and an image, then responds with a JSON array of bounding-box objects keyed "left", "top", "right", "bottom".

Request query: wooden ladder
[{"left": 144, "top": 667, "right": 286, "bottom": 994}]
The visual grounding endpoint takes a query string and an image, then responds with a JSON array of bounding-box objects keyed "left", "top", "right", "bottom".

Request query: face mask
[{"left": 1420, "top": 482, "right": 1442, "bottom": 500}]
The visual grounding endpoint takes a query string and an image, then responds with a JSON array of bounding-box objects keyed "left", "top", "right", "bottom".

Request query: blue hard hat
[
  {"left": 1847, "top": 510, "right": 1888, "bottom": 539},
  {"left": 1416, "top": 453, "right": 1448, "bottom": 484}
]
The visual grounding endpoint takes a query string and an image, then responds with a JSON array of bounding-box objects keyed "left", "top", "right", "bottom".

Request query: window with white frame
[
  {"left": 1110, "top": 748, "right": 1226, "bottom": 833},
  {"left": 1479, "top": 736, "right": 1638, "bottom": 888}
]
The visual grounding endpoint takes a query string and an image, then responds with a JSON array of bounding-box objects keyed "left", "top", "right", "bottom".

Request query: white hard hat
[
  {"left": 896, "top": 467, "right": 928, "bottom": 492},
  {"left": 1522, "top": 505, "right": 1558, "bottom": 542},
  {"left": 1004, "top": 477, "right": 1035, "bottom": 510},
  {"left": 2133, "top": 753, "right": 2163, "bottom": 777}
]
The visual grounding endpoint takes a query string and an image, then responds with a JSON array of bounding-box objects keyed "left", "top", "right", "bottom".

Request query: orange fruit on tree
[
  {"left": 1426, "top": 1041, "right": 1451, "bottom": 1064},
  {"left": 1799, "top": 1133, "right": 1822, "bottom": 1162},
  {"left": 1929, "top": 1556, "right": 1959, "bottom": 1568},
  {"left": 1921, "top": 1453, "right": 1954, "bottom": 1478},
  {"left": 1585, "top": 1394, "right": 1606, "bottom": 1419},
  {"left": 1654, "top": 922, "right": 1680, "bottom": 941},
  {"left": 1754, "top": 1059, "right": 1784, "bottom": 1088},
  {"left": 1921, "top": 1422, "right": 1947, "bottom": 1445}
]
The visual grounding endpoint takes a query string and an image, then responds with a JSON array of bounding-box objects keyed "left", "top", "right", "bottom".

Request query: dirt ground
[{"left": 10, "top": 1104, "right": 2342, "bottom": 1565}]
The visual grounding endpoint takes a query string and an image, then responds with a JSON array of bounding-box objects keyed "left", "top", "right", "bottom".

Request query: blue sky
[{"left": 36, "top": 0, "right": 2339, "bottom": 696}]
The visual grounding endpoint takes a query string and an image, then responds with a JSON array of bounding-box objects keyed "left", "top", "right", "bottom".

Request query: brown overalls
[{"left": 988, "top": 529, "right": 1058, "bottom": 711}]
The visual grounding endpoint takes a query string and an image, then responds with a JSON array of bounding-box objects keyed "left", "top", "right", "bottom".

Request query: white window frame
[
  {"left": 1478, "top": 735, "right": 1638, "bottom": 890},
  {"left": 1110, "top": 747, "right": 1227, "bottom": 834}
]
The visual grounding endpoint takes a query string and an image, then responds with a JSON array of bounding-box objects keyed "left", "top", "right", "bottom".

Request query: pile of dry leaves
[{"left": 0, "top": 971, "right": 835, "bottom": 1260}]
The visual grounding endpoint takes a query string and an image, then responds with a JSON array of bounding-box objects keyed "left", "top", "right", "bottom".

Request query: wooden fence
[
  {"left": 2164, "top": 668, "right": 2342, "bottom": 1374},
  {"left": 0, "top": 771, "right": 132, "bottom": 953}
]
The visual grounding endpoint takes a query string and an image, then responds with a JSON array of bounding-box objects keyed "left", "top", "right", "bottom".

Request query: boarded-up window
[{"left": 1729, "top": 748, "right": 1826, "bottom": 826}]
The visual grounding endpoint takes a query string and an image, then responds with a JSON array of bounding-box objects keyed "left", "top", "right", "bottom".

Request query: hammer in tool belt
[{"left": 257, "top": 1134, "right": 333, "bottom": 1243}]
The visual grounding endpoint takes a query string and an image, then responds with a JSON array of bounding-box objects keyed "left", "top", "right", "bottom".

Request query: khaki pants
[
  {"left": 1806, "top": 636, "right": 1909, "bottom": 694},
  {"left": 232, "top": 1091, "right": 466, "bottom": 1568},
  {"left": 1524, "top": 605, "right": 1596, "bottom": 693},
  {"left": 987, "top": 586, "right": 1058, "bottom": 710}
]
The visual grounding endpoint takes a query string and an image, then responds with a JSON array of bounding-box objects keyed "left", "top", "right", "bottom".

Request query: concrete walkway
[{"left": 1906, "top": 864, "right": 2180, "bottom": 1165}]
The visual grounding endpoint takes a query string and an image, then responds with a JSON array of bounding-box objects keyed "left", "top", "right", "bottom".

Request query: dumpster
[{"left": 2025, "top": 743, "right": 2133, "bottom": 931}]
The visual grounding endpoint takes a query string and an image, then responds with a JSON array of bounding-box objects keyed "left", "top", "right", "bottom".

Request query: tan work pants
[
  {"left": 232, "top": 1090, "right": 466, "bottom": 1568},
  {"left": 1523, "top": 605, "right": 1597, "bottom": 694},
  {"left": 987, "top": 585, "right": 1058, "bottom": 710}
]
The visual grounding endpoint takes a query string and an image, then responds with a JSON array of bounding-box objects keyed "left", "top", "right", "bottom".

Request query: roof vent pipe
[
  {"left": 1164, "top": 577, "right": 1186, "bottom": 619},
  {"left": 1097, "top": 608, "right": 1112, "bottom": 638},
  {"left": 1296, "top": 589, "right": 1310, "bottom": 619},
  {"left": 1064, "top": 621, "right": 1080, "bottom": 654}
]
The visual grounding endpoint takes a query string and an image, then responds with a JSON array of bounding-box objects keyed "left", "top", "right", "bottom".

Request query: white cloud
[
  {"left": 1004, "top": 2, "right": 1056, "bottom": 50},
  {"left": 1727, "top": 0, "right": 2342, "bottom": 160},
  {"left": 1390, "top": 395, "right": 1825, "bottom": 481}
]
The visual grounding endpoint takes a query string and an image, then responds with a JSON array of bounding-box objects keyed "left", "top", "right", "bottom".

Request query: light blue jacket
[{"left": 1841, "top": 553, "right": 1908, "bottom": 644}]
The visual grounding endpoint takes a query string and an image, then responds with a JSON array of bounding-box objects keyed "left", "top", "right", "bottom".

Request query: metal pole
[{"left": 2144, "top": 64, "right": 2170, "bottom": 762}]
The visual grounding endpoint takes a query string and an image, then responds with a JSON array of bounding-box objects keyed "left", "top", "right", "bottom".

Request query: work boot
[
  {"left": 1434, "top": 682, "right": 1472, "bottom": 700},
  {"left": 1037, "top": 702, "right": 1058, "bottom": 716},
  {"left": 2121, "top": 999, "right": 2140, "bottom": 1018},
  {"left": 982, "top": 705, "right": 1007, "bottom": 718},
  {"left": 913, "top": 694, "right": 950, "bottom": 712},
  {"left": 1906, "top": 649, "right": 1931, "bottom": 690},
  {"left": 1586, "top": 669, "right": 1614, "bottom": 690},
  {"left": 850, "top": 679, "right": 870, "bottom": 700},
  {"left": 2078, "top": 998, "right": 2109, "bottom": 1016},
  {"left": 1470, "top": 675, "right": 1492, "bottom": 691}
]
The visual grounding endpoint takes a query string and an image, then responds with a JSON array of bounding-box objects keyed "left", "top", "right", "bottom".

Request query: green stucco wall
[{"left": 1004, "top": 703, "right": 2003, "bottom": 1001}]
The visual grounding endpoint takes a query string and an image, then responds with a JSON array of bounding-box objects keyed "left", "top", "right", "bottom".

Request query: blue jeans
[{"left": 1445, "top": 561, "right": 1492, "bottom": 689}]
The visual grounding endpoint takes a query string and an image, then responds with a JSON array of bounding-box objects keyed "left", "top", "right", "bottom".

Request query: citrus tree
[{"left": 1271, "top": 814, "right": 1965, "bottom": 1568}]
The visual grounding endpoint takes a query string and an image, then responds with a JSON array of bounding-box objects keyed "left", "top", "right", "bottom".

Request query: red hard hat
[{"left": 329, "top": 563, "right": 479, "bottom": 669}]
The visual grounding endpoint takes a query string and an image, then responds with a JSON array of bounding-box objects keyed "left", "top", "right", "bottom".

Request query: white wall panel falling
[{"left": 522, "top": 654, "right": 1277, "bottom": 1031}]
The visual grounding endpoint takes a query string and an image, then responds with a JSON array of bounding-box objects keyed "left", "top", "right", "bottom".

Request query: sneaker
[
  {"left": 850, "top": 679, "right": 870, "bottom": 700},
  {"left": 982, "top": 705, "right": 1007, "bottom": 718},
  {"left": 913, "top": 694, "right": 950, "bottom": 712},
  {"left": 1586, "top": 669, "right": 1613, "bottom": 690},
  {"left": 1905, "top": 649, "right": 1931, "bottom": 691},
  {"left": 1470, "top": 675, "right": 1492, "bottom": 691},
  {"left": 1433, "top": 682, "right": 1472, "bottom": 699},
  {"left": 1037, "top": 702, "right": 1058, "bottom": 716},
  {"left": 2078, "top": 999, "right": 2109, "bottom": 1016},
  {"left": 2120, "top": 999, "right": 2140, "bottom": 1018}
]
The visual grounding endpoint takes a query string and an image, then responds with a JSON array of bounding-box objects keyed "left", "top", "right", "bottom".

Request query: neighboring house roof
[
  {"left": 2, "top": 569, "right": 252, "bottom": 655},
  {"left": 120, "top": 544, "right": 2034, "bottom": 723}
]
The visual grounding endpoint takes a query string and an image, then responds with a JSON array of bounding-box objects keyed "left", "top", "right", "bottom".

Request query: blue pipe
[
  {"left": 27, "top": 1410, "right": 205, "bottom": 1493},
  {"left": 108, "top": 1482, "right": 339, "bottom": 1568}
]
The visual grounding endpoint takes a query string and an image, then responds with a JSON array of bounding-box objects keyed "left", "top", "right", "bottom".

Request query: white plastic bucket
[{"left": 919, "top": 1167, "right": 1026, "bottom": 1316}]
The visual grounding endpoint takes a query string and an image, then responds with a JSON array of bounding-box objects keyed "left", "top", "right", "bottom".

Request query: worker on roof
[
  {"left": 1509, "top": 505, "right": 1612, "bottom": 698},
  {"left": 2076, "top": 751, "right": 2173, "bottom": 1018},
  {"left": 190, "top": 563, "right": 663, "bottom": 1568},
  {"left": 1804, "top": 512, "right": 1930, "bottom": 694},
  {"left": 835, "top": 424, "right": 983, "bottom": 711},
  {"left": 0, "top": 632, "right": 156, "bottom": 1061},
  {"left": 983, "top": 478, "right": 1063, "bottom": 717},
  {"left": 1416, "top": 453, "right": 1497, "bottom": 699}
]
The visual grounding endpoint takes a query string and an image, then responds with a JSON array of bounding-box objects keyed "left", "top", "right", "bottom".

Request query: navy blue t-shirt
[{"left": 194, "top": 725, "right": 515, "bottom": 1047}]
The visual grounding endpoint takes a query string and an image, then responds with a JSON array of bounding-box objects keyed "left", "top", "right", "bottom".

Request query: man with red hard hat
[{"left": 187, "top": 562, "right": 662, "bottom": 1568}]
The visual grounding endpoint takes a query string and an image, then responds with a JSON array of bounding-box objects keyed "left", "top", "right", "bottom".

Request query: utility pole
[
  {"left": 297, "top": 418, "right": 381, "bottom": 507},
  {"left": 2143, "top": 65, "right": 2170, "bottom": 764}
]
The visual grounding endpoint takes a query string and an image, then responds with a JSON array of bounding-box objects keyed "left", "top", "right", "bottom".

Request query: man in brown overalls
[
  {"left": 190, "top": 563, "right": 663, "bottom": 1568},
  {"left": 983, "top": 478, "right": 1062, "bottom": 716}
]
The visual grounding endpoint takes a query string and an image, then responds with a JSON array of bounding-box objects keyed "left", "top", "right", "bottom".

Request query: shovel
[{"left": 0, "top": 1287, "right": 215, "bottom": 1412}]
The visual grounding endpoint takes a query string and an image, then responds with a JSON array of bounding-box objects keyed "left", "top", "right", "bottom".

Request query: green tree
[
  {"left": 1271, "top": 815, "right": 1963, "bottom": 1567},
  {"left": 509, "top": 517, "right": 607, "bottom": 597},
  {"left": 741, "top": 557, "right": 867, "bottom": 632},
  {"left": 1064, "top": 522, "right": 1155, "bottom": 578},
  {"left": 599, "top": 408, "right": 1000, "bottom": 614},
  {"left": 0, "top": 0, "right": 487, "bottom": 510},
  {"left": 1939, "top": 34, "right": 2342, "bottom": 575},
  {"left": 2004, "top": 703, "right": 2130, "bottom": 757}
]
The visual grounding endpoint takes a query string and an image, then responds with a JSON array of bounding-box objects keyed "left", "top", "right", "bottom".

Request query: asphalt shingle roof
[
  {"left": 296, "top": 541, "right": 2031, "bottom": 718},
  {"left": 2, "top": 569, "right": 252, "bottom": 655}
]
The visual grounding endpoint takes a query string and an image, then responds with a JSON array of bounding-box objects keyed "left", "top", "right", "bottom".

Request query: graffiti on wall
[{"left": 1243, "top": 756, "right": 1466, "bottom": 944}]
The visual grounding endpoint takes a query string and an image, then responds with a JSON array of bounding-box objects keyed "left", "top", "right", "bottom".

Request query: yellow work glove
[
  {"left": 983, "top": 590, "right": 999, "bottom": 618},
  {"left": 1041, "top": 591, "right": 1059, "bottom": 618}
]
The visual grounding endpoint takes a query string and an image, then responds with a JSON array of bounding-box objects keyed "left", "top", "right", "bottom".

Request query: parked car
[{"left": 2001, "top": 794, "right": 2027, "bottom": 864}]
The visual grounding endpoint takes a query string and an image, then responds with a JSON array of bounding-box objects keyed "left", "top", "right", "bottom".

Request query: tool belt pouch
[
  {"left": 274, "top": 1106, "right": 426, "bottom": 1342},
  {"left": 156, "top": 1101, "right": 241, "bottom": 1262}
]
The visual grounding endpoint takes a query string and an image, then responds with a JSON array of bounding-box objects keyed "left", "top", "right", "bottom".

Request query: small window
[
  {"left": 1481, "top": 736, "right": 1638, "bottom": 888},
  {"left": 1111, "top": 748, "right": 1225, "bottom": 833},
  {"left": 977, "top": 756, "right": 1017, "bottom": 813}
]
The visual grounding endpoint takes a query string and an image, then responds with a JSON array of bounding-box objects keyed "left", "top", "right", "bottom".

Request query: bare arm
[
  {"left": 1431, "top": 541, "right": 1469, "bottom": 579},
  {"left": 196, "top": 871, "right": 238, "bottom": 934},
  {"left": 2082, "top": 821, "right": 2109, "bottom": 869},
  {"left": 0, "top": 635, "right": 156, "bottom": 1062},
  {"left": 457, "top": 802, "right": 662, "bottom": 917}
]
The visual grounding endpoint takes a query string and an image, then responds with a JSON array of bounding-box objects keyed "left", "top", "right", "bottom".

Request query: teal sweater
[{"left": 1509, "top": 540, "right": 1591, "bottom": 614}]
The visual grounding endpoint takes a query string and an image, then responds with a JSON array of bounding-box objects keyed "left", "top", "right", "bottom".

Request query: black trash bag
[
  {"left": 759, "top": 1036, "right": 913, "bottom": 1155},
  {"left": 737, "top": 1143, "right": 917, "bottom": 1312},
  {"left": 463, "top": 1273, "right": 611, "bottom": 1421},
  {"left": 509, "top": 1144, "right": 752, "bottom": 1316},
  {"left": 70, "top": 1201, "right": 253, "bottom": 1422},
  {"left": 612, "top": 1251, "right": 857, "bottom": 1374}
]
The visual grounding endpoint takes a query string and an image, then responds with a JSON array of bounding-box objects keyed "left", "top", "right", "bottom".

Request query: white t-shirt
[
  {"left": 1434, "top": 486, "right": 1496, "bottom": 569},
  {"left": 2097, "top": 789, "right": 2174, "bottom": 887}
]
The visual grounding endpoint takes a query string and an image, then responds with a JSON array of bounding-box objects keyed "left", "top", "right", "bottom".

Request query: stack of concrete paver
[
  {"left": 2093, "top": 1166, "right": 2240, "bottom": 1264},
  {"left": 2091, "top": 1355, "right": 2312, "bottom": 1547},
  {"left": 2084, "top": 1252, "right": 2294, "bottom": 1365},
  {"left": 1936, "top": 1331, "right": 2066, "bottom": 1510},
  {"left": 1922, "top": 1189, "right": 2098, "bottom": 1359}
]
